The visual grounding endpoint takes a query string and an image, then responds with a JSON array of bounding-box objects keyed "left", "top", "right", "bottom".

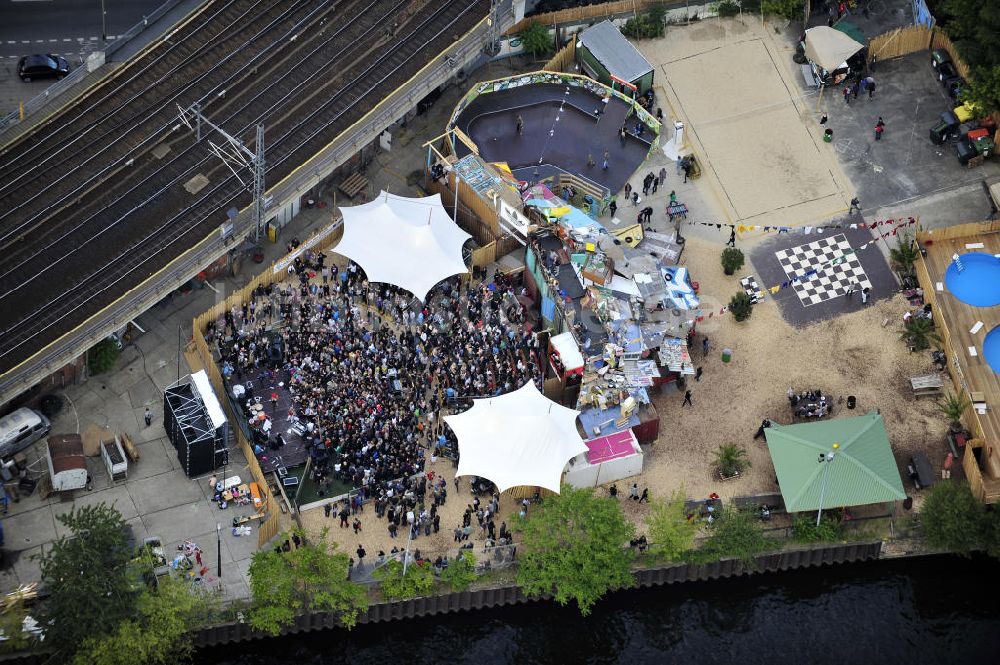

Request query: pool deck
[{"left": 918, "top": 221, "right": 1000, "bottom": 501}]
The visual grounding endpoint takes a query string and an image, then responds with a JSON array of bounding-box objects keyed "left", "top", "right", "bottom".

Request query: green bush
[
  {"left": 714, "top": 443, "right": 751, "bottom": 478},
  {"left": 88, "top": 338, "right": 120, "bottom": 375},
  {"left": 920, "top": 481, "right": 985, "bottom": 555},
  {"left": 721, "top": 247, "right": 745, "bottom": 275},
  {"left": 440, "top": 551, "right": 478, "bottom": 592},
  {"left": 622, "top": 9, "right": 666, "bottom": 39},
  {"left": 687, "top": 506, "right": 776, "bottom": 567},
  {"left": 761, "top": 0, "right": 804, "bottom": 20},
  {"left": 792, "top": 513, "right": 845, "bottom": 543},
  {"left": 729, "top": 291, "right": 754, "bottom": 322},
  {"left": 374, "top": 558, "right": 436, "bottom": 600},
  {"left": 520, "top": 21, "right": 552, "bottom": 58},
  {"left": 717, "top": 1, "right": 741, "bottom": 17}
]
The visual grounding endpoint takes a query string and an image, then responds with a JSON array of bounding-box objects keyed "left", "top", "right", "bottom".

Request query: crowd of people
[{"left": 210, "top": 247, "right": 547, "bottom": 557}]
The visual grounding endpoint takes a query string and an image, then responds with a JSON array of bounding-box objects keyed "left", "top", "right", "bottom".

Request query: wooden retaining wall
[{"left": 192, "top": 540, "right": 882, "bottom": 647}]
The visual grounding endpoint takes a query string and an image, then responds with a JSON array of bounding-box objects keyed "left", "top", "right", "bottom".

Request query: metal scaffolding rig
[{"left": 177, "top": 103, "right": 268, "bottom": 242}]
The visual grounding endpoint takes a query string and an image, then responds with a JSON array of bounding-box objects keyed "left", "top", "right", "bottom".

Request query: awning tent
[
  {"left": 764, "top": 410, "right": 906, "bottom": 513},
  {"left": 335, "top": 191, "right": 471, "bottom": 301},
  {"left": 444, "top": 381, "right": 588, "bottom": 493},
  {"left": 804, "top": 26, "right": 865, "bottom": 72}
]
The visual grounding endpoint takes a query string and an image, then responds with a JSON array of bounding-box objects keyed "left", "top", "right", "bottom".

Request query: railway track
[{"left": 0, "top": 0, "right": 489, "bottom": 374}]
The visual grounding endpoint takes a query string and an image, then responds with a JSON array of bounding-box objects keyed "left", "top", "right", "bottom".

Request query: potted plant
[
  {"left": 938, "top": 392, "right": 970, "bottom": 433},
  {"left": 721, "top": 247, "right": 744, "bottom": 276},
  {"left": 889, "top": 233, "right": 919, "bottom": 279},
  {"left": 899, "top": 318, "right": 940, "bottom": 351},
  {"left": 728, "top": 291, "right": 753, "bottom": 322},
  {"left": 714, "top": 443, "right": 751, "bottom": 480}
]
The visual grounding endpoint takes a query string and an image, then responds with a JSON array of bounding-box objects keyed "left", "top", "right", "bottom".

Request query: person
[
  {"left": 602, "top": 150, "right": 609, "bottom": 170},
  {"left": 682, "top": 390, "right": 693, "bottom": 407},
  {"left": 849, "top": 196, "right": 861, "bottom": 214},
  {"left": 639, "top": 488, "right": 649, "bottom": 503},
  {"left": 624, "top": 182, "right": 632, "bottom": 200},
  {"left": 726, "top": 227, "right": 736, "bottom": 247},
  {"left": 144, "top": 407, "right": 153, "bottom": 427},
  {"left": 632, "top": 192, "right": 639, "bottom": 206},
  {"left": 619, "top": 126, "right": 627, "bottom": 146},
  {"left": 702, "top": 337, "right": 710, "bottom": 356},
  {"left": 695, "top": 366, "right": 703, "bottom": 381},
  {"left": 861, "top": 286, "right": 870, "bottom": 304},
  {"left": 609, "top": 484, "right": 619, "bottom": 499},
  {"left": 903, "top": 310, "right": 913, "bottom": 324},
  {"left": 630, "top": 483, "right": 640, "bottom": 500},
  {"left": 843, "top": 86, "right": 850, "bottom": 104},
  {"left": 515, "top": 114, "right": 523, "bottom": 135},
  {"left": 682, "top": 159, "right": 692, "bottom": 183},
  {"left": 609, "top": 199, "right": 618, "bottom": 218},
  {"left": 866, "top": 77, "right": 876, "bottom": 99},
  {"left": 669, "top": 190, "right": 677, "bottom": 205},
  {"left": 875, "top": 121, "right": 884, "bottom": 141},
  {"left": 753, "top": 419, "right": 771, "bottom": 440},
  {"left": 676, "top": 155, "right": 684, "bottom": 175},
  {"left": 587, "top": 153, "right": 595, "bottom": 167}
]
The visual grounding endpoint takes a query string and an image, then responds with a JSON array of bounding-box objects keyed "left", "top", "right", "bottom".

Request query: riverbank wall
[{"left": 193, "top": 540, "right": 884, "bottom": 647}]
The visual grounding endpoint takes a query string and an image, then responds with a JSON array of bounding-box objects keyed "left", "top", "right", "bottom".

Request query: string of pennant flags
[
  {"left": 620, "top": 216, "right": 919, "bottom": 340},
  {"left": 675, "top": 216, "right": 919, "bottom": 236}
]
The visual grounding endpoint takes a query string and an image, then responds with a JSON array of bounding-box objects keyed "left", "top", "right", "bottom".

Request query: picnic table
[
  {"left": 666, "top": 202, "right": 688, "bottom": 222},
  {"left": 910, "top": 373, "right": 944, "bottom": 397}
]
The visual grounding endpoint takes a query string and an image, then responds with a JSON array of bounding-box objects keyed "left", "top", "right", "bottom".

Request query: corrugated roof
[
  {"left": 764, "top": 411, "right": 906, "bottom": 512},
  {"left": 577, "top": 20, "right": 654, "bottom": 84}
]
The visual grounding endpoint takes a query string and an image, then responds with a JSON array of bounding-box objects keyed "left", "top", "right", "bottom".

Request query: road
[{"left": 0, "top": 0, "right": 164, "bottom": 60}]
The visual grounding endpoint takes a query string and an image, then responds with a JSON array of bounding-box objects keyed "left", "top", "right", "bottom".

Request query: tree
[
  {"left": 938, "top": 391, "right": 971, "bottom": 431},
  {"left": 247, "top": 528, "right": 367, "bottom": 636},
  {"left": 439, "top": 550, "right": 478, "bottom": 592},
  {"left": 35, "top": 504, "right": 136, "bottom": 655},
  {"left": 373, "top": 557, "right": 436, "bottom": 600},
  {"left": 899, "top": 317, "right": 940, "bottom": 352},
  {"left": 720, "top": 247, "right": 745, "bottom": 275},
  {"left": 940, "top": 0, "right": 1000, "bottom": 72},
  {"left": 920, "top": 481, "right": 985, "bottom": 555},
  {"left": 689, "top": 505, "right": 775, "bottom": 566},
  {"left": 728, "top": 291, "right": 754, "bottom": 322},
  {"left": 520, "top": 21, "right": 552, "bottom": 59},
  {"left": 961, "top": 64, "right": 1000, "bottom": 115},
  {"left": 889, "top": 233, "right": 919, "bottom": 278},
  {"left": 515, "top": 484, "right": 635, "bottom": 616},
  {"left": 70, "top": 576, "right": 212, "bottom": 665},
  {"left": 714, "top": 443, "right": 751, "bottom": 479},
  {"left": 646, "top": 489, "right": 700, "bottom": 561},
  {"left": 88, "top": 338, "right": 120, "bottom": 375}
]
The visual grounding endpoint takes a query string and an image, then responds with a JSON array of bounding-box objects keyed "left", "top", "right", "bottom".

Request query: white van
[{"left": 0, "top": 408, "right": 51, "bottom": 458}]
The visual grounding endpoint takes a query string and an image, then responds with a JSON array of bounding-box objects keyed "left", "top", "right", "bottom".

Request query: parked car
[
  {"left": 17, "top": 54, "right": 70, "bottom": 82},
  {"left": 0, "top": 408, "right": 51, "bottom": 458}
]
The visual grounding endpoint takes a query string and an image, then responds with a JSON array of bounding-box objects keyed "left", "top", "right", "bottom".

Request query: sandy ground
[
  {"left": 637, "top": 17, "right": 856, "bottom": 229},
  {"left": 620, "top": 233, "right": 949, "bottom": 532}
]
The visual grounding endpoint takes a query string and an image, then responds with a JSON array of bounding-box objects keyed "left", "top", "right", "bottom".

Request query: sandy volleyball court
[{"left": 640, "top": 18, "right": 854, "bottom": 228}]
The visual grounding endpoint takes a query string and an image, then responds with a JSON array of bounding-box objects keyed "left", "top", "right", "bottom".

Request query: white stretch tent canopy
[
  {"left": 336, "top": 191, "right": 471, "bottom": 301},
  {"left": 444, "top": 381, "right": 588, "bottom": 493},
  {"left": 804, "top": 26, "right": 864, "bottom": 72}
]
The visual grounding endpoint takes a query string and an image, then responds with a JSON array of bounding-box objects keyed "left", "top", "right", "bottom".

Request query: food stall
[{"left": 549, "top": 331, "right": 585, "bottom": 382}]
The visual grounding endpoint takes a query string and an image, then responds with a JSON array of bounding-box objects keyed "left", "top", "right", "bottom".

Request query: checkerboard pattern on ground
[
  {"left": 740, "top": 275, "right": 763, "bottom": 304},
  {"left": 774, "top": 234, "right": 871, "bottom": 307}
]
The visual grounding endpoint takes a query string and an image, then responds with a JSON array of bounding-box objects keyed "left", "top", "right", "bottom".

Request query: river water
[{"left": 198, "top": 554, "right": 1000, "bottom": 665}]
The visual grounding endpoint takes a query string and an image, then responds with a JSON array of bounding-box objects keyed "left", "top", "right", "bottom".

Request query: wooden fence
[
  {"left": 867, "top": 24, "right": 933, "bottom": 63},
  {"left": 542, "top": 38, "right": 576, "bottom": 73}
]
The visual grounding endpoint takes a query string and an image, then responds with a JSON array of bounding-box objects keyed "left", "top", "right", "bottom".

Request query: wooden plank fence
[{"left": 542, "top": 38, "right": 576, "bottom": 72}]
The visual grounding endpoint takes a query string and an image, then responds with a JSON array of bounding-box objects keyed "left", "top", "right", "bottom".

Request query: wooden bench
[
  {"left": 338, "top": 172, "right": 369, "bottom": 200},
  {"left": 733, "top": 493, "right": 785, "bottom": 514},
  {"left": 910, "top": 373, "right": 944, "bottom": 397}
]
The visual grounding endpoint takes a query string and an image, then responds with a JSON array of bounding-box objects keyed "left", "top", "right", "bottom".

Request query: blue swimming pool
[
  {"left": 945, "top": 252, "right": 1000, "bottom": 307},
  {"left": 985, "top": 326, "right": 1000, "bottom": 375}
]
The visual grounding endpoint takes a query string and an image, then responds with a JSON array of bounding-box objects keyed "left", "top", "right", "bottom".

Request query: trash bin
[
  {"left": 929, "top": 121, "right": 950, "bottom": 145},
  {"left": 823, "top": 128, "right": 833, "bottom": 143},
  {"left": 847, "top": 395, "right": 856, "bottom": 409},
  {"left": 721, "top": 348, "right": 732, "bottom": 363}
]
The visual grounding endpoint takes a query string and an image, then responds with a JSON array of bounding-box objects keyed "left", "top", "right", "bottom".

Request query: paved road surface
[{"left": 0, "top": 0, "right": 163, "bottom": 60}]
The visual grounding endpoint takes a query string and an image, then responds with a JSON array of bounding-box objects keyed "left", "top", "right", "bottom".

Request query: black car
[{"left": 17, "top": 54, "right": 70, "bottom": 82}]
